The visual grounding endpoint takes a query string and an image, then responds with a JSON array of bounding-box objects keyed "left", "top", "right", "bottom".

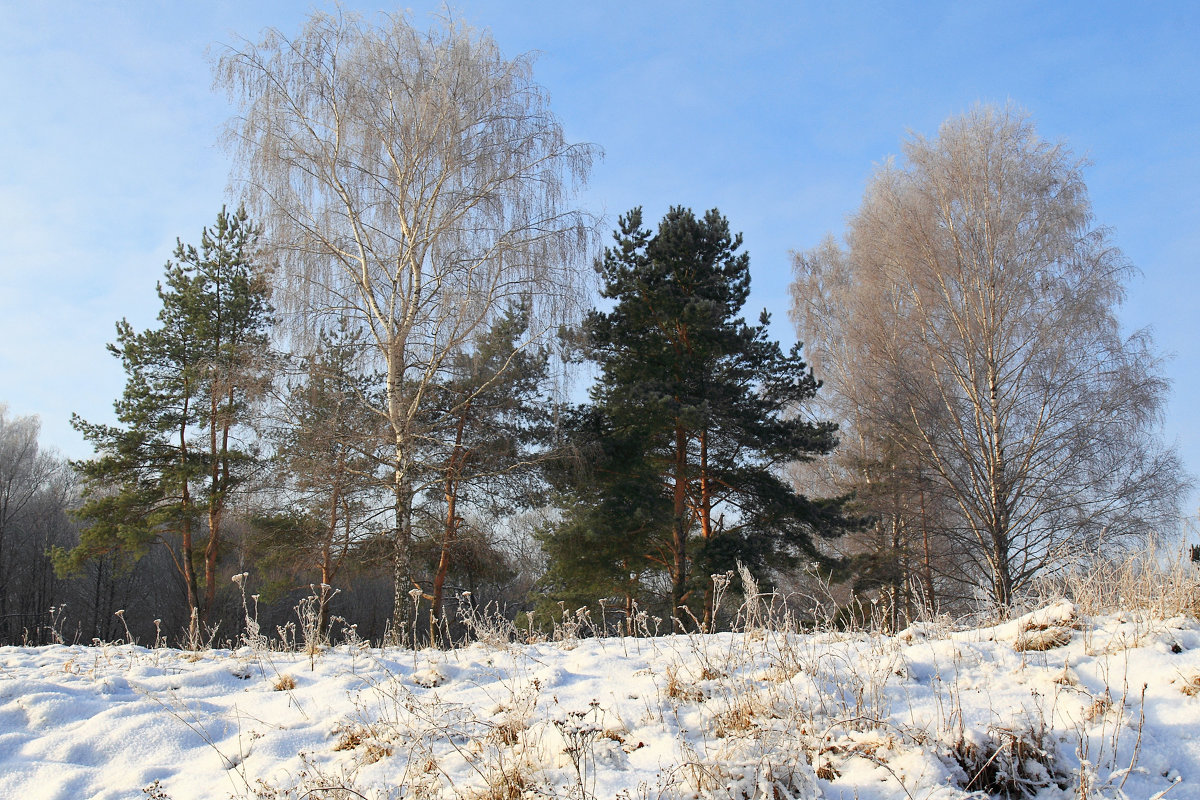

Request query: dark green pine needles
[{"left": 539, "top": 207, "right": 850, "bottom": 630}]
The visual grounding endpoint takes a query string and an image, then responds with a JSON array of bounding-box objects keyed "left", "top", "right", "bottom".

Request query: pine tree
[
  {"left": 535, "top": 405, "right": 674, "bottom": 628},
  {"left": 415, "top": 302, "right": 554, "bottom": 642},
  {"left": 59, "top": 206, "right": 272, "bottom": 631},
  {"left": 548, "top": 207, "right": 845, "bottom": 629},
  {"left": 264, "top": 321, "right": 384, "bottom": 634}
]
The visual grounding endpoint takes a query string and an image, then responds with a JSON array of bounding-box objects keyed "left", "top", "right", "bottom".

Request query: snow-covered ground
[{"left": 1, "top": 601, "right": 1198, "bottom": 799}]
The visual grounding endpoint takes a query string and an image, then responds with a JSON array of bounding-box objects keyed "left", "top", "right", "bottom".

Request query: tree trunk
[
  {"left": 671, "top": 423, "right": 689, "bottom": 631},
  {"left": 987, "top": 365, "right": 1013, "bottom": 612},
  {"left": 919, "top": 488, "right": 936, "bottom": 615},
  {"left": 203, "top": 393, "right": 220, "bottom": 623},
  {"left": 318, "top": 467, "right": 341, "bottom": 639},
  {"left": 991, "top": 528, "right": 1012, "bottom": 610},
  {"left": 90, "top": 557, "right": 104, "bottom": 640},
  {"left": 698, "top": 429, "right": 716, "bottom": 631},
  {"left": 0, "top": 507, "right": 7, "bottom": 636},
  {"left": 430, "top": 492, "right": 456, "bottom": 646},
  {"left": 431, "top": 406, "right": 469, "bottom": 647},
  {"left": 390, "top": 458, "right": 414, "bottom": 646},
  {"left": 386, "top": 329, "right": 417, "bottom": 646},
  {"left": 179, "top": 390, "right": 200, "bottom": 634}
]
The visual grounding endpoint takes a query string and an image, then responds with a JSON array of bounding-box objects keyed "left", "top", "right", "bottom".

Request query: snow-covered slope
[{"left": 1, "top": 601, "right": 1198, "bottom": 799}]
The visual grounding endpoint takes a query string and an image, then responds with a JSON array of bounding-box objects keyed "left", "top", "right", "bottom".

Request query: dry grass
[
  {"left": 951, "top": 723, "right": 1061, "bottom": 797},
  {"left": 1083, "top": 695, "right": 1112, "bottom": 722},
  {"left": 711, "top": 695, "right": 774, "bottom": 738},
  {"left": 487, "top": 718, "right": 525, "bottom": 747},
  {"left": 192, "top": 541, "right": 1197, "bottom": 800},
  {"left": 466, "top": 768, "right": 529, "bottom": 800},
  {"left": 664, "top": 664, "right": 705, "bottom": 702},
  {"left": 1179, "top": 673, "right": 1200, "bottom": 697},
  {"left": 1015, "top": 626, "right": 1073, "bottom": 652},
  {"left": 360, "top": 742, "right": 392, "bottom": 765},
  {"left": 1043, "top": 540, "right": 1200, "bottom": 620},
  {"left": 332, "top": 725, "right": 367, "bottom": 752}
]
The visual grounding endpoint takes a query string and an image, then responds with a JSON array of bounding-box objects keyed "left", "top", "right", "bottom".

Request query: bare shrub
[{"left": 952, "top": 722, "right": 1065, "bottom": 798}]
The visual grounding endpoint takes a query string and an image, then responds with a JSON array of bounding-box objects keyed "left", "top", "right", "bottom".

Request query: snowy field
[{"left": 1, "top": 601, "right": 1198, "bottom": 800}]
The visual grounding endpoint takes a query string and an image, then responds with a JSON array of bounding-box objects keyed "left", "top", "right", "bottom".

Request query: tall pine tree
[
  {"left": 59, "top": 206, "right": 272, "bottom": 632},
  {"left": 546, "top": 207, "right": 846, "bottom": 629},
  {"left": 415, "top": 302, "right": 555, "bottom": 642}
]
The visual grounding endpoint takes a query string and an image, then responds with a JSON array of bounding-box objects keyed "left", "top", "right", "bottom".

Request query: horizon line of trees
[{"left": 0, "top": 11, "right": 1188, "bottom": 648}]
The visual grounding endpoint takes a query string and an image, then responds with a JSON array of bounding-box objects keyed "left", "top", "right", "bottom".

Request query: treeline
[
  {"left": 8, "top": 200, "right": 853, "bottom": 647},
  {"left": 1, "top": 12, "right": 1186, "bottom": 647}
]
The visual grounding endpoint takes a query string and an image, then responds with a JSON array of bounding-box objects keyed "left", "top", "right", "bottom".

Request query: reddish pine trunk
[
  {"left": 179, "top": 388, "right": 200, "bottom": 638},
  {"left": 698, "top": 429, "right": 716, "bottom": 631},
  {"left": 203, "top": 393, "right": 220, "bottom": 622}
]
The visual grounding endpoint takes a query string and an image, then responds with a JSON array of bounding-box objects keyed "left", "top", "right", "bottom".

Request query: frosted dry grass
[
  {"left": 0, "top": 613, "right": 1190, "bottom": 800},
  {"left": 227, "top": 591, "right": 1197, "bottom": 799},
  {"left": 1039, "top": 539, "right": 1200, "bottom": 621},
  {"left": 3, "top": 550, "right": 1198, "bottom": 800}
]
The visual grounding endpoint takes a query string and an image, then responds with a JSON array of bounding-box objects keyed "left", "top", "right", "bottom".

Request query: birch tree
[
  {"left": 791, "top": 106, "right": 1186, "bottom": 609},
  {"left": 216, "top": 9, "right": 596, "bottom": 639}
]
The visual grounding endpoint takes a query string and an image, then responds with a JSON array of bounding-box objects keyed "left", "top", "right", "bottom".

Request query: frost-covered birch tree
[
  {"left": 792, "top": 106, "right": 1186, "bottom": 609},
  {"left": 215, "top": 9, "right": 596, "bottom": 639}
]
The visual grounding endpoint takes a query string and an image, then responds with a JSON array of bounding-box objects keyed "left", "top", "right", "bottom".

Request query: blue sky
[{"left": 2, "top": 1, "right": 1197, "bottom": 515}]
